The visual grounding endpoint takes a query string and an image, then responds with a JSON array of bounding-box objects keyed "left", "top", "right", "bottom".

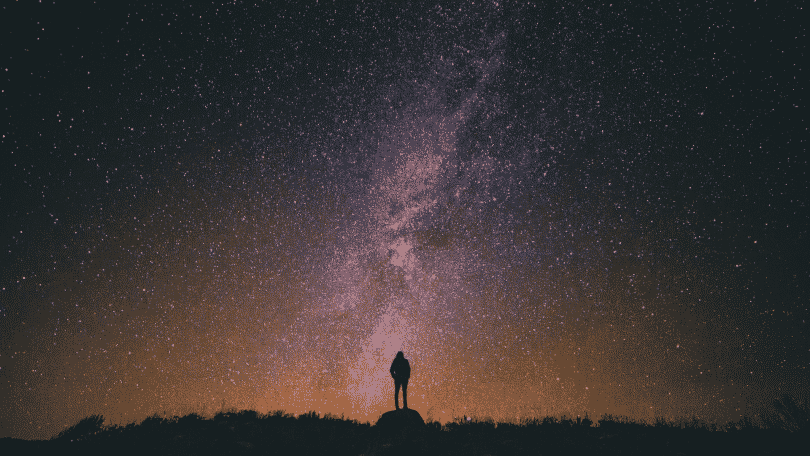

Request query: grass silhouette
[{"left": 1, "top": 395, "right": 807, "bottom": 455}]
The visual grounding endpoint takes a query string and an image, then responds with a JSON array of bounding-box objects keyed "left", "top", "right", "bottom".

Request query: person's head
[{"left": 396, "top": 351, "right": 404, "bottom": 359}]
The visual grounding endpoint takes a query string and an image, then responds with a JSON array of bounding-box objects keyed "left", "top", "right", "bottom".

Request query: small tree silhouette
[
  {"left": 56, "top": 414, "right": 106, "bottom": 442},
  {"left": 768, "top": 394, "right": 809, "bottom": 432}
]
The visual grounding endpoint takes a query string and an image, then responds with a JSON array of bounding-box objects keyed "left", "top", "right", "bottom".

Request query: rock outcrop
[
  {"left": 367, "top": 409, "right": 426, "bottom": 455},
  {"left": 375, "top": 408, "right": 425, "bottom": 432}
]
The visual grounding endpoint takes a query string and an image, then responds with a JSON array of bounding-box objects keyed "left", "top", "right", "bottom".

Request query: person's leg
[
  {"left": 402, "top": 380, "right": 408, "bottom": 409},
  {"left": 394, "top": 380, "right": 401, "bottom": 410}
]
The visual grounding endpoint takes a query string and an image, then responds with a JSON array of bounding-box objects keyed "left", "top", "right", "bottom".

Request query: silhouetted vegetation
[
  {"left": 762, "top": 393, "right": 810, "bottom": 433},
  {"left": 2, "top": 396, "right": 808, "bottom": 455}
]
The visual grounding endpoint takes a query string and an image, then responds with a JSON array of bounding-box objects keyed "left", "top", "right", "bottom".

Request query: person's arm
[{"left": 390, "top": 361, "right": 396, "bottom": 378}]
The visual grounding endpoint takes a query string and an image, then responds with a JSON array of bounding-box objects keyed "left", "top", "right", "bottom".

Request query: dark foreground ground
[{"left": 1, "top": 409, "right": 805, "bottom": 456}]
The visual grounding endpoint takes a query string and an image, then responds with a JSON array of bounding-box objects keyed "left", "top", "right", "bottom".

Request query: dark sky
[{"left": 1, "top": 0, "right": 806, "bottom": 440}]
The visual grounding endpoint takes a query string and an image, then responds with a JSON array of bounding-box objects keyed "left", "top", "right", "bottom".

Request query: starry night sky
[{"left": 1, "top": 0, "right": 806, "bottom": 440}]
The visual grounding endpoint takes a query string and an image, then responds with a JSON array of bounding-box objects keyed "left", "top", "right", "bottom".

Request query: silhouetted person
[{"left": 390, "top": 351, "right": 410, "bottom": 410}]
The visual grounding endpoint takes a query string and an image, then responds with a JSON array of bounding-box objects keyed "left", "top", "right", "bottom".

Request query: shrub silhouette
[
  {"left": 426, "top": 420, "right": 442, "bottom": 431},
  {"left": 653, "top": 415, "right": 671, "bottom": 428},
  {"left": 56, "top": 414, "right": 106, "bottom": 442},
  {"left": 726, "top": 415, "right": 760, "bottom": 432}
]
